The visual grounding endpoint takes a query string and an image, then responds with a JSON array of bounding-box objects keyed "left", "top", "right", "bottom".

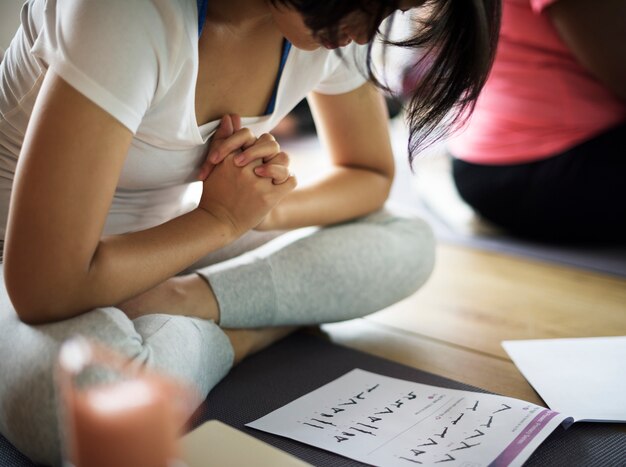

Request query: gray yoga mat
[
  {"left": 191, "top": 333, "right": 626, "bottom": 466},
  {"left": 388, "top": 159, "right": 626, "bottom": 279},
  {"left": 420, "top": 199, "right": 626, "bottom": 279},
  {"left": 2, "top": 332, "right": 625, "bottom": 466}
]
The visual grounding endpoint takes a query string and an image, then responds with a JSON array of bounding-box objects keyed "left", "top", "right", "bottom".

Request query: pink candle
[{"left": 68, "top": 377, "right": 180, "bottom": 467}]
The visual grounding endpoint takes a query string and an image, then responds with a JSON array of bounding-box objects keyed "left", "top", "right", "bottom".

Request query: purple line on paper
[{"left": 488, "top": 410, "right": 559, "bottom": 467}]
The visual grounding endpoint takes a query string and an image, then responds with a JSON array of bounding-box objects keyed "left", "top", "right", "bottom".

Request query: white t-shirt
[{"left": 0, "top": 0, "right": 368, "bottom": 241}]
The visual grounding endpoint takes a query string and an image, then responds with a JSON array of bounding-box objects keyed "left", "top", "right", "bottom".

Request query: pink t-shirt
[{"left": 449, "top": 0, "right": 626, "bottom": 165}]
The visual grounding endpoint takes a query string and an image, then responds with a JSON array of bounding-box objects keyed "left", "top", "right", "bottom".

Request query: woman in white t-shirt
[{"left": 0, "top": 0, "right": 500, "bottom": 463}]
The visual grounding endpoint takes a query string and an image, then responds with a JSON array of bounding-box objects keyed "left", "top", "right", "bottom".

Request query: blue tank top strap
[
  {"left": 264, "top": 40, "right": 292, "bottom": 115},
  {"left": 197, "top": 0, "right": 208, "bottom": 37}
]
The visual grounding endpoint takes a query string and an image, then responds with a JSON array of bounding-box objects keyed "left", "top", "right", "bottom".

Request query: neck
[{"left": 205, "top": 0, "right": 272, "bottom": 27}]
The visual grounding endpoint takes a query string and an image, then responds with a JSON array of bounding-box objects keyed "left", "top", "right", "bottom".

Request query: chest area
[{"left": 194, "top": 28, "right": 286, "bottom": 126}]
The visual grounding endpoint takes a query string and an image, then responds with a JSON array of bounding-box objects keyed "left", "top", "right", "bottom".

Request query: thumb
[
  {"left": 212, "top": 114, "right": 234, "bottom": 142},
  {"left": 199, "top": 115, "right": 234, "bottom": 181},
  {"left": 230, "top": 113, "right": 242, "bottom": 132}
]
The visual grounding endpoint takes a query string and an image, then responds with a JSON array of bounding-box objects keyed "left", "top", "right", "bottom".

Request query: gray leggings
[{"left": 0, "top": 210, "right": 435, "bottom": 465}]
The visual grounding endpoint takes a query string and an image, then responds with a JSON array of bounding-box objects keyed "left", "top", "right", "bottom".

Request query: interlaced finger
[
  {"left": 208, "top": 127, "right": 257, "bottom": 164},
  {"left": 254, "top": 163, "right": 293, "bottom": 185},
  {"left": 234, "top": 138, "right": 281, "bottom": 166}
]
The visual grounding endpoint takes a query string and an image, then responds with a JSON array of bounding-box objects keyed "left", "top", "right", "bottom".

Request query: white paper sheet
[
  {"left": 247, "top": 369, "right": 571, "bottom": 467},
  {"left": 502, "top": 336, "right": 626, "bottom": 422}
]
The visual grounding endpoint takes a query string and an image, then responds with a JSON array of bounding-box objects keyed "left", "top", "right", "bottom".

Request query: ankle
[{"left": 174, "top": 275, "right": 220, "bottom": 323}]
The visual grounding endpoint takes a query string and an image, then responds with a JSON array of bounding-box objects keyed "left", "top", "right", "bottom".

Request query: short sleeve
[
  {"left": 31, "top": 0, "right": 179, "bottom": 133},
  {"left": 313, "top": 42, "right": 369, "bottom": 95},
  {"left": 530, "top": 0, "right": 559, "bottom": 14}
]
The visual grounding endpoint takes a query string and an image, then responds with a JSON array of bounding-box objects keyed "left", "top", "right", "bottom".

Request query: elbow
[
  {"left": 363, "top": 171, "right": 393, "bottom": 215},
  {"left": 612, "top": 85, "right": 626, "bottom": 103},
  {"left": 4, "top": 264, "right": 83, "bottom": 325},
  {"left": 356, "top": 161, "right": 394, "bottom": 208},
  {"left": 6, "top": 284, "right": 64, "bottom": 325},
  {"left": 9, "top": 294, "right": 84, "bottom": 325},
  {"left": 374, "top": 169, "right": 394, "bottom": 208},
  {"left": 598, "top": 74, "right": 626, "bottom": 102},
  {"left": 375, "top": 157, "right": 395, "bottom": 201},
  {"left": 6, "top": 293, "right": 54, "bottom": 326},
  {"left": 13, "top": 308, "right": 56, "bottom": 326}
]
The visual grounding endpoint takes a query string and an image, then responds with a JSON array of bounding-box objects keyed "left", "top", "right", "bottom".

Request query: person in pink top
[{"left": 449, "top": 0, "right": 626, "bottom": 243}]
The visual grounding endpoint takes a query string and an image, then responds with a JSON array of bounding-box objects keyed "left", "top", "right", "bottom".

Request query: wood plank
[
  {"left": 368, "top": 244, "right": 626, "bottom": 359},
  {"left": 285, "top": 131, "right": 626, "bottom": 426},
  {"left": 320, "top": 319, "right": 545, "bottom": 406}
]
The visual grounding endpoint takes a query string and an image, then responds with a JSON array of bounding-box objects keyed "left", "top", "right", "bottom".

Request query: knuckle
[
  {"left": 240, "top": 146, "right": 254, "bottom": 157},
  {"left": 235, "top": 128, "right": 253, "bottom": 143}
]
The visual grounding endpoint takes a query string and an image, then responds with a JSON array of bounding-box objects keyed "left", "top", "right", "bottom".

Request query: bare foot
[
  {"left": 223, "top": 327, "right": 297, "bottom": 364},
  {"left": 118, "top": 274, "right": 220, "bottom": 322}
]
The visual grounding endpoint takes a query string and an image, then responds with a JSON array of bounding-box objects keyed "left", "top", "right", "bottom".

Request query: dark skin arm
[{"left": 547, "top": 0, "right": 626, "bottom": 101}]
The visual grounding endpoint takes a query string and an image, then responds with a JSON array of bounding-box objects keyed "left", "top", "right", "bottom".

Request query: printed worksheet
[{"left": 247, "top": 369, "right": 573, "bottom": 467}]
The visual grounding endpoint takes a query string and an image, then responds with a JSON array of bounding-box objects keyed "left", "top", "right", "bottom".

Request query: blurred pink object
[{"left": 57, "top": 337, "right": 197, "bottom": 467}]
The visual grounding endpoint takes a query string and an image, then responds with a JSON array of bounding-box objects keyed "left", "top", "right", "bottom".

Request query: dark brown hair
[{"left": 271, "top": 0, "right": 502, "bottom": 165}]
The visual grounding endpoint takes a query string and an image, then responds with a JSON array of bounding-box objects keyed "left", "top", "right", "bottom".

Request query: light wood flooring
[{"left": 282, "top": 122, "right": 626, "bottom": 417}]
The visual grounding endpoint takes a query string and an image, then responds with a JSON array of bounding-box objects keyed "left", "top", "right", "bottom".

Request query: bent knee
[
  {"left": 354, "top": 211, "right": 436, "bottom": 299},
  {"left": 0, "top": 307, "right": 148, "bottom": 465},
  {"left": 386, "top": 215, "right": 436, "bottom": 297}
]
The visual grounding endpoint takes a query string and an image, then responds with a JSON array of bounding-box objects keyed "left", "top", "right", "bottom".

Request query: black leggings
[{"left": 452, "top": 123, "right": 626, "bottom": 243}]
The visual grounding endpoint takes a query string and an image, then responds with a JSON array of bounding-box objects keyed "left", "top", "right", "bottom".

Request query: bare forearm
[
  {"left": 268, "top": 167, "right": 392, "bottom": 230},
  {"left": 549, "top": 0, "right": 626, "bottom": 100},
  {"left": 7, "top": 209, "right": 235, "bottom": 323},
  {"left": 276, "top": 84, "right": 395, "bottom": 230},
  {"left": 86, "top": 209, "right": 234, "bottom": 303}
]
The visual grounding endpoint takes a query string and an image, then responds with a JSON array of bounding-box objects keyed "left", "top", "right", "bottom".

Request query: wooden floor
[
  {"left": 321, "top": 242, "right": 626, "bottom": 407},
  {"left": 283, "top": 124, "right": 626, "bottom": 422}
]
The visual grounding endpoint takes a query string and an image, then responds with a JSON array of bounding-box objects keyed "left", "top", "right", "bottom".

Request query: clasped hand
[{"left": 196, "top": 114, "right": 296, "bottom": 235}]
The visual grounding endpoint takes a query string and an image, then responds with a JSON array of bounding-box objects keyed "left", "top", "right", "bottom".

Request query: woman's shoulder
[
  {"left": 49, "top": 0, "right": 196, "bottom": 44},
  {"left": 38, "top": 0, "right": 198, "bottom": 78},
  {"left": 290, "top": 42, "right": 368, "bottom": 76},
  {"left": 30, "top": 0, "right": 199, "bottom": 133},
  {"left": 291, "top": 42, "right": 369, "bottom": 95}
]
